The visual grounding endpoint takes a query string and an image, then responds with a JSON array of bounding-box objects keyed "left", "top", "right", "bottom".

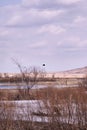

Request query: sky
[{"left": 0, "top": 0, "right": 87, "bottom": 73}]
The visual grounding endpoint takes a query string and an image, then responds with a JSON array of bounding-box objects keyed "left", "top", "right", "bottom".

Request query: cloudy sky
[{"left": 0, "top": 0, "right": 87, "bottom": 72}]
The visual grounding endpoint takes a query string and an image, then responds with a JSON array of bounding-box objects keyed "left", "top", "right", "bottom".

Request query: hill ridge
[{"left": 61, "top": 66, "right": 87, "bottom": 74}]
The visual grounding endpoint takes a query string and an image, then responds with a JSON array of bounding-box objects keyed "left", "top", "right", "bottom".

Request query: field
[
  {"left": 0, "top": 78, "right": 87, "bottom": 130},
  {"left": 0, "top": 67, "right": 87, "bottom": 130}
]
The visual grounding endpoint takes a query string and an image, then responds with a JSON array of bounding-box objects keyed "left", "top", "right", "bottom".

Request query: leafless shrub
[
  {"left": 0, "top": 60, "right": 87, "bottom": 130},
  {"left": 12, "top": 59, "right": 45, "bottom": 100},
  {"left": 35, "top": 87, "right": 87, "bottom": 130},
  {"left": 79, "top": 75, "right": 87, "bottom": 91},
  {"left": 0, "top": 87, "right": 87, "bottom": 130}
]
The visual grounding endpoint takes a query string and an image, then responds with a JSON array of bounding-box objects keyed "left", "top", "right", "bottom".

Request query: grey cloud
[
  {"left": 22, "top": 0, "right": 82, "bottom": 9},
  {"left": 5, "top": 8, "right": 65, "bottom": 27}
]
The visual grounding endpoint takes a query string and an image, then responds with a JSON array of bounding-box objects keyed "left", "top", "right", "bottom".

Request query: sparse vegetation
[
  {"left": 0, "top": 86, "right": 87, "bottom": 130},
  {"left": 79, "top": 76, "right": 87, "bottom": 90},
  {"left": 0, "top": 65, "right": 87, "bottom": 130}
]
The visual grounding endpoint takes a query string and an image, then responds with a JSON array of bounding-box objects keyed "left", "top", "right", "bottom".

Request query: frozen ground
[{"left": 0, "top": 100, "right": 86, "bottom": 124}]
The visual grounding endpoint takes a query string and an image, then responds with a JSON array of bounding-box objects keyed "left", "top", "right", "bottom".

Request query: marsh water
[{"left": 0, "top": 84, "right": 78, "bottom": 89}]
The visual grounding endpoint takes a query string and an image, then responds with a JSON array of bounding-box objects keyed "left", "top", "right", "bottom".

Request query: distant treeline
[{"left": 0, "top": 76, "right": 57, "bottom": 83}]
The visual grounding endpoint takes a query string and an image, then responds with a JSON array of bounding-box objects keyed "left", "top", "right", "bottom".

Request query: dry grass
[
  {"left": 0, "top": 85, "right": 87, "bottom": 130},
  {"left": 0, "top": 89, "right": 19, "bottom": 100}
]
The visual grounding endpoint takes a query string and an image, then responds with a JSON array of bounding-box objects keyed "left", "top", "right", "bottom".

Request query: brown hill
[{"left": 63, "top": 66, "right": 87, "bottom": 74}]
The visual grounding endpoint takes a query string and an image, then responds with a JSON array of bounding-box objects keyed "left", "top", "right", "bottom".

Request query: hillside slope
[
  {"left": 63, "top": 66, "right": 87, "bottom": 74},
  {"left": 47, "top": 66, "right": 87, "bottom": 78}
]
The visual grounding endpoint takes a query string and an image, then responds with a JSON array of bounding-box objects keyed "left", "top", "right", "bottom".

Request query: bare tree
[{"left": 12, "top": 59, "right": 45, "bottom": 99}]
